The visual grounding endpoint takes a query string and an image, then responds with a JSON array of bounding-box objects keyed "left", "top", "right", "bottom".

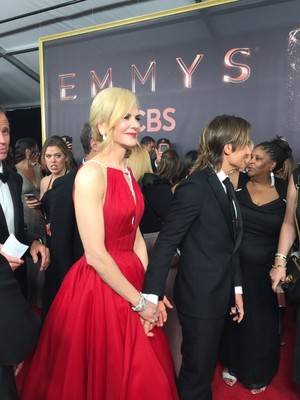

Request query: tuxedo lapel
[
  {"left": 233, "top": 194, "right": 243, "bottom": 252},
  {"left": 205, "top": 169, "right": 234, "bottom": 237}
]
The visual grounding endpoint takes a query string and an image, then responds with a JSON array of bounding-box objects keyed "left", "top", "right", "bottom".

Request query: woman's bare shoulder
[
  {"left": 75, "top": 161, "right": 106, "bottom": 189},
  {"left": 40, "top": 174, "right": 50, "bottom": 187}
]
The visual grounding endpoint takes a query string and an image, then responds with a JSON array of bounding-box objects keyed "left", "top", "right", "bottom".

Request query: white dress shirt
[
  {"left": 216, "top": 169, "right": 238, "bottom": 218},
  {"left": 0, "top": 161, "right": 15, "bottom": 235}
]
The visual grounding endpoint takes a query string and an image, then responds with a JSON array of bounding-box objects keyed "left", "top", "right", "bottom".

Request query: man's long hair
[{"left": 191, "top": 115, "right": 251, "bottom": 173}]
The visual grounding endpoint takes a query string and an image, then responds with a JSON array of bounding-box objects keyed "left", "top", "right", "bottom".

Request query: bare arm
[
  {"left": 271, "top": 175, "right": 297, "bottom": 289},
  {"left": 74, "top": 164, "right": 155, "bottom": 321},
  {"left": 277, "top": 175, "right": 297, "bottom": 255},
  {"left": 133, "top": 227, "right": 148, "bottom": 271}
]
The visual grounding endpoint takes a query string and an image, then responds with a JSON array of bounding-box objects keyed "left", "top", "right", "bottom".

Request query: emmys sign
[{"left": 40, "top": 0, "right": 300, "bottom": 160}]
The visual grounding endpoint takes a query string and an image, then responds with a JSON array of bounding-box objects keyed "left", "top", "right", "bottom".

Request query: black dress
[
  {"left": 223, "top": 175, "right": 287, "bottom": 389},
  {"left": 140, "top": 173, "right": 173, "bottom": 234},
  {"left": 293, "top": 167, "right": 300, "bottom": 385}
]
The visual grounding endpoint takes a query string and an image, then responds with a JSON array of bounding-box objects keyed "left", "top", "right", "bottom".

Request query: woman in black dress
[
  {"left": 223, "top": 137, "right": 293, "bottom": 394},
  {"left": 271, "top": 165, "right": 300, "bottom": 387},
  {"left": 140, "top": 149, "right": 181, "bottom": 235},
  {"left": 39, "top": 136, "right": 73, "bottom": 240}
]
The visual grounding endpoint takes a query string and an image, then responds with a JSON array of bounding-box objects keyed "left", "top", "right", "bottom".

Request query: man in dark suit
[
  {"left": 0, "top": 254, "right": 40, "bottom": 399},
  {"left": 0, "top": 107, "right": 49, "bottom": 399},
  {"left": 43, "top": 122, "right": 101, "bottom": 315},
  {"left": 142, "top": 115, "right": 252, "bottom": 400}
]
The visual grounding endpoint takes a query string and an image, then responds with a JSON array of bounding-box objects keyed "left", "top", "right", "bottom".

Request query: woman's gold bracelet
[
  {"left": 274, "top": 253, "right": 287, "bottom": 261},
  {"left": 271, "top": 264, "right": 287, "bottom": 270}
]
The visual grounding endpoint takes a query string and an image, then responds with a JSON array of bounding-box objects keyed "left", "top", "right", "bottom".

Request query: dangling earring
[
  {"left": 270, "top": 170, "right": 275, "bottom": 187},
  {"left": 102, "top": 132, "right": 107, "bottom": 142}
]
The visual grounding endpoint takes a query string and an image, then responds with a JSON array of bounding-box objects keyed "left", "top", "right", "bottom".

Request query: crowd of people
[{"left": 0, "top": 87, "right": 299, "bottom": 400}]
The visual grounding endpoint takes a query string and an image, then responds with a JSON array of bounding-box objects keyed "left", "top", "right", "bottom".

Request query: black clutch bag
[{"left": 282, "top": 254, "right": 300, "bottom": 304}]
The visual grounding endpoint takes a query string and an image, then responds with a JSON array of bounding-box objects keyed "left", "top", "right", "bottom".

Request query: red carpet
[{"left": 212, "top": 309, "right": 300, "bottom": 400}]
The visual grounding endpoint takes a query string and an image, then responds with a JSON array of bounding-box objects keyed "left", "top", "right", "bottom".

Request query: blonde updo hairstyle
[{"left": 89, "top": 87, "right": 139, "bottom": 151}]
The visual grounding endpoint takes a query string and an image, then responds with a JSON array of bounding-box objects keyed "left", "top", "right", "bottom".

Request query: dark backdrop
[{"left": 6, "top": 107, "right": 42, "bottom": 148}]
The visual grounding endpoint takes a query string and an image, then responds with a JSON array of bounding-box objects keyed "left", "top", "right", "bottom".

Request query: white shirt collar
[
  {"left": 0, "top": 161, "right": 3, "bottom": 173},
  {"left": 216, "top": 169, "right": 227, "bottom": 184}
]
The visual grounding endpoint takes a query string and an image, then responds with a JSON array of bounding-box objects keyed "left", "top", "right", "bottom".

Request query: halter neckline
[{"left": 87, "top": 159, "right": 128, "bottom": 173}]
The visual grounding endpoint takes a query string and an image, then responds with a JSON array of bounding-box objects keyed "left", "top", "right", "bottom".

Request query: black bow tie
[{"left": 0, "top": 172, "right": 8, "bottom": 183}]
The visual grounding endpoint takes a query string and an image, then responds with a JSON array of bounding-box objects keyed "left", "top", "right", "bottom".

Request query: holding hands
[{"left": 132, "top": 294, "right": 173, "bottom": 336}]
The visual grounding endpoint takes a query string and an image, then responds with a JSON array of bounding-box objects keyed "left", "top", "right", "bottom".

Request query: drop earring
[
  {"left": 270, "top": 170, "right": 275, "bottom": 187},
  {"left": 102, "top": 132, "right": 107, "bottom": 141}
]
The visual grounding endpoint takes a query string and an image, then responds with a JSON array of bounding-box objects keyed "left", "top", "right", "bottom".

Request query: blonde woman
[{"left": 18, "top": 88, "right": 178, "bottom": 400}]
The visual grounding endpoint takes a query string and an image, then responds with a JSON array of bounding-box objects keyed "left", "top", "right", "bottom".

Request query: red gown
[{"left": 17, "top": 167, "right": 178, "bottom": 400}]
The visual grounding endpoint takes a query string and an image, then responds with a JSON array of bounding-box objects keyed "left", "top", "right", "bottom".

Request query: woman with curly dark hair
[{"left": 222, "top": 137, "right": 293, "bottom": 394}]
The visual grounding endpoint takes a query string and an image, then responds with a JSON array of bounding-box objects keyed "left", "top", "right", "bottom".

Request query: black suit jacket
[
  {"left": 0, "top": 166, "right": 39, "bottom": 398},
  {"left": 0, "top": 254, "right": 40, "bottom": 365},
  {"left": 0, "top": 166, "right": 29, "bottom": 294},
  {"left": 43, "top": 168, "right": 84, "bottom": 314},
  {"left": 143, "top": 167, "right": 243, "bottom": 319}
]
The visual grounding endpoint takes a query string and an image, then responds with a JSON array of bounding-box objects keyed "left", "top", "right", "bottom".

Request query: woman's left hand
[
  {"left": 270, "top": 266, "right": 286, "bottom": 291},
  {"left": 140, "top": 318, "right": 154, "bottom": 337},
  {"left": 25, "top": 198, "right": 41, "bottom": 209}
]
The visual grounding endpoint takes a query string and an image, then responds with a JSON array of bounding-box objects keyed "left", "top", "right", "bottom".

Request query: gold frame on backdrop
[{"left": 38, "top": 0, "right": 238, "bottom": 142}]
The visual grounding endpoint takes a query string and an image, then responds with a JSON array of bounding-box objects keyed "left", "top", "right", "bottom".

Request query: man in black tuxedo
[
  {"left": 43, "top": 122, "right": 101, "bottom": 315},
  {"left": 0, "top": 107, "right": 49, "bottom": 399},
  {"left": 0, "top": 255, "right": 40, "bottom": 399},
  {"left": 142, "top": 115, "right": 252, "bottom": 400}
]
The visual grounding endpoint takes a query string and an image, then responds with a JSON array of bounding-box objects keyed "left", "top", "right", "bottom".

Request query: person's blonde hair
[
  {"left": 89, "top": 87, "right": 139, "bottom": 150},
  {"left": 127, "top": 143, "right": 153, "bottom": 182},
  {"left": 191, "top": 115, "right": 251, "bottom": 173}
]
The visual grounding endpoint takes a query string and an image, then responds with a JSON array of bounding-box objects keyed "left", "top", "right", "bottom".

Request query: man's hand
[
  {"left": 0, "top": 245, "right": 24, "bottom": 270},
  {"left": 157, "top": 296, "right": 173, "bottom": 327},
  {"left": 230, "top": 293, "right": 244, "bottom": 323},
  {"left": 0, "top": 244, "right": 24, "bottom": 270},
  {"left": 30, "top": 240, "right": 50, "bottom": 271}
]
